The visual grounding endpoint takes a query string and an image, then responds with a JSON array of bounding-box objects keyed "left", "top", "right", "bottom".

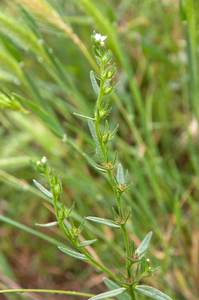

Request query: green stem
[
  {"left": 129, "top": 288, "right": 136, "bottom": 300},
  {"left": 96, "top": 58, "right": 104, "bottom": 108},
  {"left": 94, "top": 57, "right": 132, "bottom": 281},
  {"left": 0, "top": 289, "right": 93, "bottom": 297}
]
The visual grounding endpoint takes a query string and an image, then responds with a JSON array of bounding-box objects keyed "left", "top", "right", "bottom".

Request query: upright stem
[{"left": 95, "top": 57, "right": 132, "bottom": 281}]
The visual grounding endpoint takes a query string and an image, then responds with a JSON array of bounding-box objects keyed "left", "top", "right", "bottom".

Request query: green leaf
[
  {"left": 136, "top": 231, "right": 153, "bottom": 258},
  {"left": 36, "top": 221, "right": 59, "bottom": 227},
  {"left": 105, "top": 120, "right": 109, "bottom": 133},
  {"left": 89, "top": 288, "right": 126, "bottom": 300},
  {"left": 135, "top": 286, "right": 173, "bottom": 300},
  {"left": 73, "top": 112, "right": 95, "bottom": 120},
  {"left": 90, "top": 71, "right": 100, "bottom": 95},
  {"left": 83, "top": 153, "right": 107, "bottom": 172},
  {"left": 86, "top": 217, "right": 120, "bottom": 228},
  {"left": 124, "top": 170, "right": 129, "bottom": 185},
  {"left": 78, "top": 239, "right": 97, "bottom": 248},
  {"left": 117, "top": 164, "right": 124, "bottom": 185},
  {"left": 110, "top": 124, "right": 119, "bottom": 139},
  {"left": 58, "top": 247, "right": 89, "bottom": 261},
  {"left": 120, "top": 182, "right": 133, "bottom": 193},
  {"left": 113, "top": 150, "right": 118, "bottom": 166},
  {"left": 88, "top": 119, "right": 99, "bottom": 145},
  {"left": 19, "top": 4, "right": 42, "bottom": 38},
  {"left": 103, "top": 278, "right": 131, "bottom": 300},
  {"left": 33, "top": 179, "right": 53, "bottom": 199}
]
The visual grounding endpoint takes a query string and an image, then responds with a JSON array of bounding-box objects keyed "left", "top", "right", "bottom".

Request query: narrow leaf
[
  {"left": 36, "top": 221, "right": 59, "bottom": 227},
  {"left": 73, "top": 112, "right": 95, "bottom": 120},
  {"left": 83, "top": 153, "right": 107, "bottom": 172},
  {"left": 117, "top": 164, "right": 124, "bottom": 185},
  {"left": 58, "top": 247, "right": 89, "bottom": 261},
  {"left": 90, "top": 71, "right": 100, "bottom": 95},
  {"left": 89, "top": 288, "right": 126, "bottom": 300},
  {"left": 86, "top": 217, "right": 120, "bottom": 228},
  {"left": 124, "top": 170, "right": 129, "bottom": 185},
  {"left": 110, "top": 124, "right": 119, "bottom": 139},
  {"left": 135, "top": 286, "right": 173, "bottom": 300},
  {"left": 103, "top": 278, "right": 131, "bottom": 300},
  {"left": 105, "top": 120, "right": 109, "bottom": 133},
  {"left": 88, "top": 119, "right": 99, "bottom": 145},
  {"left": 78, "top": 239, "right": 97, "bottom": 248},
  {"left": 136, "top": 231, "right": 153, "bottom": 258},
  {"left": 113, "top": 151, "right": 118, "bottom": 166},
  {"left": 33, "top": 179, "right": 53, "bottom": 199}
]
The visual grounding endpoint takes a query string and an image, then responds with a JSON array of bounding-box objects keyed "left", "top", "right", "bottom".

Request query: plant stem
[
  {"left": 94, "top": 57, "right": 132, "bottom": 281},
  {"left": 129, "top": 288, "right": 136, "bottom": 300},
  {"left": 0, "top": 289, "right": 93, "bottom": 297}
]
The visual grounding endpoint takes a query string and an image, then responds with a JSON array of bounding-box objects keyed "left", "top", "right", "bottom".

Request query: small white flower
[
  {"left": 146, "top": 259, "right": 150, "bottom": 262},
  {"left": 36, "top": 161, "right": 41, "bottom": 165},
  {"left": 94, "top": 33, "right": 107, "bottom": 43},
  {"left": 41, "top": 156, "right": 46, "bottom": 163}
]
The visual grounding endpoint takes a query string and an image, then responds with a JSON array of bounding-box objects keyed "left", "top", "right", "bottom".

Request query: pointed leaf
[
  {"left": 73, "top": 112, "right": 95, "bottom": 120},
  {"left": 105, "top": 120, "right": 109, "bottom": 133},
  {"left": 90, "top": 71, "right": 100, "bottom": 95},
  {"left": 117, "top": 164, "right": 124, "bottom": 185},
  {"left": 83, "top": 153, "right": 107, "bottom": 172},
  {"left": 78, "top": 239, "right": 97, "bottom": 248},
  {"left": 103, "top": 278, "right": 131, "bottom": 300},
  {"left": 113, "top": 150, "right": 118, "bottom": 166},
  {"left": 33, "top": 179, "right": 53, "bottom": 199},
  {"left": 124, "top": 170, "right": 129, "bottom": 185},
  {"left": 110, "top": 124, "right": 119, "bottom": 139},
  {"left": 58, "top": 247, "right": 89, "bottom": 261},
  {"left": 36, "top": 221, "right": 59, "bottom": 227},
  {"left": 86, "top": 217, "right": 120, "bottom": 228},
  {"left": 89, "top": 288, "right": 126, "bottom": 300},
  {"left": 88, "top": 119, "right": 99, "bottom": 145},
  {"left": 136, "top": 231, "right": 153, "bottom": 258},
  {"left": 135, "top": 286, "right": 173, "bottom": 300}
]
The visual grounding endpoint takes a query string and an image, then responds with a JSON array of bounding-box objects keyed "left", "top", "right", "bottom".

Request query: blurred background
[{"left": 0, "top": 0, "right": 199, "bottom": 299}]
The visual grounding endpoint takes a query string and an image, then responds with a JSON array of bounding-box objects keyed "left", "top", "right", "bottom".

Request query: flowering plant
[{"left": 29, "top": 33, "right": 173, "bottom": 300}]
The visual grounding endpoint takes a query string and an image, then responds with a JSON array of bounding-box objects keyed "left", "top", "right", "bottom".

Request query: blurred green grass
[{"left": 0, "top": 0, "right": 199, "bottom": 299}]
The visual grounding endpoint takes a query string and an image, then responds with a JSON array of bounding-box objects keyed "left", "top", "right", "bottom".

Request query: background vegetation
[{"left": 0, "top": 0, "right": 198, "bottom": 299}]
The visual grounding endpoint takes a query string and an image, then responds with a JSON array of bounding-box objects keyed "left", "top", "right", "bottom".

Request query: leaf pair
[{"left": 93, "top": 278, "right": 173, "bottom": 300}]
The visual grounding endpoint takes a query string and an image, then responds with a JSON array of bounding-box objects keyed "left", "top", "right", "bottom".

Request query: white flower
[
  {"left": 36, "top": 161, "right": 41, "bottom": 165},
  {"left": 41, "top": 156, "right": 46, "bottom": 163},
  {"left": 94, "top": 33, "right": 107, "bottom": 43}
]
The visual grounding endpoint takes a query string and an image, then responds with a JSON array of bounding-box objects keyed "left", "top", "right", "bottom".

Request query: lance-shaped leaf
[
  {"left": 117, "top": 164, "right": 124, "bottom": 185},
  {"left": 135, "top": 286, "right": 173, "bottom": 300},
  {"left": 73, "top": 112, "right": 95, "bottom": 120},
  {"left": 86, "top": 217, "right": 120, "bottom": 228},
  {"left": 88, "top": 119, "right": 99, "bottom": 145},
  {"left": 136, "top": 231, "right": 153, "bottom": 258},
  {"left": 33, "top": 179, "right": 53, "bottom": 199},
  {"left": 105, "top": 120, "right": 109, "bottom": 133},
  {"left": 58, "top": 247, "right": 89, "bottom": 261},
  {"left": 124, "top": 170, "right": 129, "bottom": 185},
  {"left": 90, "top": 71, "right": 100, "bottom": 95},
  {"left": 110, "top": 124, "right": 119, "bottom": 139},
  {"left": 83, "top": 153, "right": 107, "bottom": 172},
  {"left": 78, "top": 239, "right": 97, "bottom": 248},
  {"left": 89, "top": 288, "right": 126, "bottom": 300},
  {"left": 36, "top": 221, "right": 59, "bottom": 227},
  {"left": 103, "top": 278, "right": 131, "bottom": 300}
]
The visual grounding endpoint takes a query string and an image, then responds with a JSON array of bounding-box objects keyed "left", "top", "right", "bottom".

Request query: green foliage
[{"left": 0, "top": 1, "right": 199, "bottom": 300}]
